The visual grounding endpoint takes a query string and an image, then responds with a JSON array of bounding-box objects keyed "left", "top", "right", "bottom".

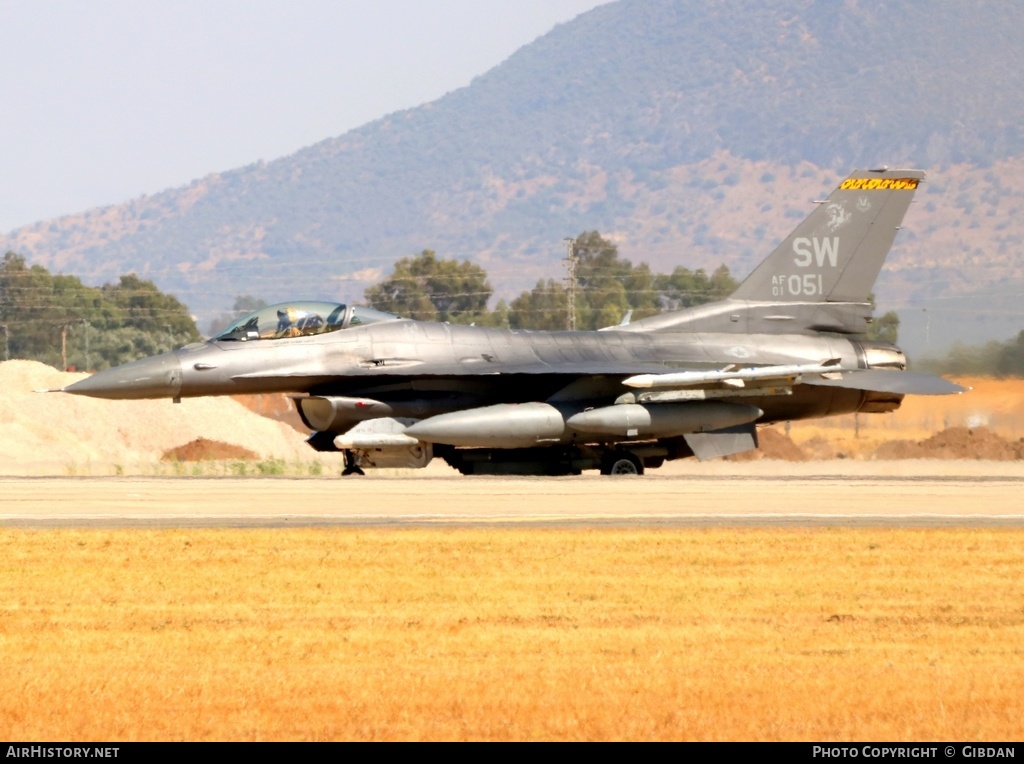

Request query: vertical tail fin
[{"left": 730, "top": 168, "right": 924, "bottom": 303}]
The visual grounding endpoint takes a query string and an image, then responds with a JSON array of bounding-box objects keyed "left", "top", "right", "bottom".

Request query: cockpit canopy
[{"left": 213, "top": 301, "right": 400, "bottom": 342}]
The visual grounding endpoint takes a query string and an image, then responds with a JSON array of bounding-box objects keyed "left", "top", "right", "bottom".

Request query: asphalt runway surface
[{"left": 4, "top": 469, "right": 1024, "bottom": 528}]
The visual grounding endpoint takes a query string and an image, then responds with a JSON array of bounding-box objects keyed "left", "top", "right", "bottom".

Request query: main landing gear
[
  {"left": 600, "top": 450, "right": 644, "bottom": 476},
  {"left": 342, "top": 450, "right": 365, "bottom": 476}
]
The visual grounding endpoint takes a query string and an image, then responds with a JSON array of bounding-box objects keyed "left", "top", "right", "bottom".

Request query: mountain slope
[{"left": 4, "top": 0, "right": 1024, "bottom": 351}]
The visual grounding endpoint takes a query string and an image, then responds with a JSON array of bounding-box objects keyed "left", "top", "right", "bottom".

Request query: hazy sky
[{"left": 0, "top": 0, "right": 606, "bottom": 232}]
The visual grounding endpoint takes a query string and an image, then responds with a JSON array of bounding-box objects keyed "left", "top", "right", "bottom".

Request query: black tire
[{"left": 600, "top": 451, "right": 644, "bottom": 476}]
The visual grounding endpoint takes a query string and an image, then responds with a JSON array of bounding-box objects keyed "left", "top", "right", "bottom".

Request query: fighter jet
[{"left": 60, "top": 168, "right": 965, "bottom": 475}]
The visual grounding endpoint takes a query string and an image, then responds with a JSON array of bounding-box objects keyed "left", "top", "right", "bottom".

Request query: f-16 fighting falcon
[{"left": 59, "top": 168, "right": 965, "bottom": 476}]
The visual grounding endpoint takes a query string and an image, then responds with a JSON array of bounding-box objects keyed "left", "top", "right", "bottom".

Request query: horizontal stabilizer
[{"left": 802, "top": 370, "right": 968, "bottom": 396}]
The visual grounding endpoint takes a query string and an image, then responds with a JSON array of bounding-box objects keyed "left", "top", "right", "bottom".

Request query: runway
[{"left": 4, "top": 468, "right": 1024, "bottom": 528}]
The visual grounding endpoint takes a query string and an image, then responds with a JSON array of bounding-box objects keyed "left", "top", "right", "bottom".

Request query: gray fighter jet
[{"left": 61, "top": 168, "right": 965, "bottom": 475}]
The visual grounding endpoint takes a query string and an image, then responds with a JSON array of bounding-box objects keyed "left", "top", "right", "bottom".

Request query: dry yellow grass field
[
  {"left": 2, "top": 528, "right": 1021, "bottom": 741},
  {"left": 2, "top": 369, "right": 1022, "bottom": 740}
]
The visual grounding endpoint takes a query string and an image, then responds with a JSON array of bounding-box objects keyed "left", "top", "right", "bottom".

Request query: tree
[
  {"left": 569, "top": 231, "right": 632, "bottom": 329},
  {"left": 996, "top": 329, "right": 1024, "bottom": 376},
  {"left": 0, "top": 251, "right": 200, "bottom": 370},
  {"left": 508, "top": 232, "right": 737, "bottom": 330},
  {"left": 365, "top": 250, "right": 492, "bottom": 323},
  {"left": 359, "top": 237, "right": 739, "bottom": 332},
  {"left": 101, "top": 274, "right": 199, "bottom": 338},
  {"left": 208, "top": 294, "right": 268, "bottom": 337},
  {"left": 508, "top": 232, "right": 637, "bottom": 330},
  {"left": 508, "top": 279, "right": 568, "bottom": 330},
  {"left": 475, "top": 298, "right": 511, "bottom": 329},
  {"left": 868, "top": 310, "right": 900, "bottom": 344},
  {"left": 941, "top": 340, "right": 1004, "bottom": 375},
  {"left": 865, "top": 294, "right": 899, "bottom": 344},
  {"left": 655, "top": 263, "right": 738, "bottom": 311}
]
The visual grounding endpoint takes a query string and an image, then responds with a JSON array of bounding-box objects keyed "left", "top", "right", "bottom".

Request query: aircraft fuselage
[{"left": 66, "top": 318, "right": 899, "bottom": 424}]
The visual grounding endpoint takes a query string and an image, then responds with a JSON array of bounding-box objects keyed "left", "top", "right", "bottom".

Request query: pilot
[
  {"left": 276, "top": 307, "right": 302, "bottom": 338},
  {"left": 295, "top": 312, "right": 324, "bottom": 336}
]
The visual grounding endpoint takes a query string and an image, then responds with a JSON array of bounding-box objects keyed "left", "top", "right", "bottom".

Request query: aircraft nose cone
[{"left": 62, "top": 352, "right": 183, "bottom": 400}]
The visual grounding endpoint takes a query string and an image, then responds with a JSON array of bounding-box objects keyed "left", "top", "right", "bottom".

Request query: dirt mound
[
  {"left": 233, "top": 393, "right": 309, "bottom": 433},
  {"left": 162, "top": 438, "right": 259, "bottom": 462},
  {"left": 0, "top": 360, "right": 314, "bottom": 475},
  {"left": 727, "top": 427, "right": 808, "bottom": 461},
  {"left": 872, "top": 426, "right": 1024, "bottom": 461},
  {"left": 800, "top": 434, "right": 840, "bottom": 460}
]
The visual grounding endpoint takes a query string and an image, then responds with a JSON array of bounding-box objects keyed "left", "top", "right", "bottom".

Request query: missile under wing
[{"left": 60, "top": 168, "right": 965, "bottom": 476}]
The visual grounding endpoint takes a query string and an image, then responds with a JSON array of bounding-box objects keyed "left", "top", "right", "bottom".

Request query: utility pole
[
  {"left": 563, "top": 237, "right": 578, "bottom": 330},
  {"left": 83, "top": 320, "right": 91, "bottom": 371},
  {"left": 60, "top": 322, "right": 71, "bottom": 370},
  {"left": 56, "top": 319, "right": 85, "bottom": 370},
  {"left": 0, "top": 323, "right": 8, "bottom": 361}
]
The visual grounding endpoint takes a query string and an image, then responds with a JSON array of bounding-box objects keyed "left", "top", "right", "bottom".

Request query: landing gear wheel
[
  {"left": 342, "top": 450, "right": 365, "bottom": 476},
  {"left": 600, "top": 451, "right": 644, "bottom": 476}
]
